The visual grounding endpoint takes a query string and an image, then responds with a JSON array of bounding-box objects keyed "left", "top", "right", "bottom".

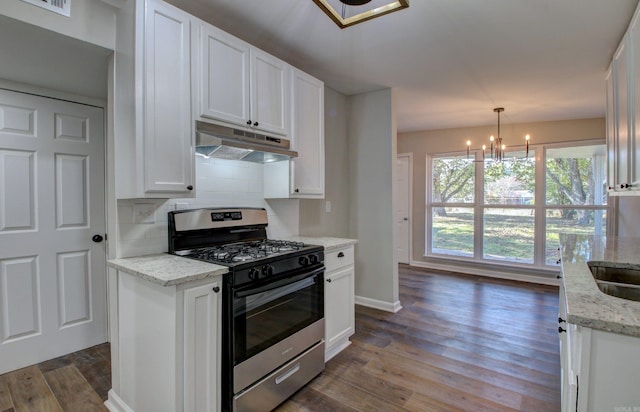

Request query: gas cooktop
[{"left": 178, "top": 239, "right": 309, "bottom": 265}]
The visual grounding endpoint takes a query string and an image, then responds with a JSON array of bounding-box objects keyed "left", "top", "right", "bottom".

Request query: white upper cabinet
[
  {"left": 144, "top": 0, "right": 194, "bottom": 194},
  {"left": 114, "top": 0, "right": 195, "bottom": 198},
  {"left": 264, "top": 68, "right": 325, "bottom": 199},
  {"left": 198, "top": 24, "right": 251, "bottom": 127},
  {"left": 290, "top": 68, "right": 325, "bottom": 197},
  {"left": 197, "top": 23, "right": 289, "bottom": 136},
  {"left": 606, "top": 4, "right": 640, "bottom": 195}
]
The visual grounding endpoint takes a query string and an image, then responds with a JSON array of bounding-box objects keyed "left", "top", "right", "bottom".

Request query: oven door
[{"left": 232, "top": 266, "right": 324, "bottom": 392}]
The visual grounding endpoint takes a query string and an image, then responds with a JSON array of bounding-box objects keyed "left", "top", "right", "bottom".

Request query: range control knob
[
  {"left": 262, "top": 265, "right": 274, "bottom": 277},
  {"left": 299, "top": 256, "right": 310, "bottom": 267},
  {"left": 309, "top": 254, "right": 319, "bottom": 265},
  {"left": 248, "top": 267, "right": 261, "bottom": 280}
]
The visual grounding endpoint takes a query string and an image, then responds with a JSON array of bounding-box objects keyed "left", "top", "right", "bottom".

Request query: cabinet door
[
  {"left": 325, "top": 266, "right": 354, "bottom": 357},
  {"left": 290, "top": 69, "right": 325, "bottom": 198},
  {"left": 199, "top": 24, "right": 251, "bottom": 127},
  {"left": 606, "top": 67, "right": 617, "bottom": 191},
  {"left": 183, "top": 281, "right": 221, "bottom": 412},
  {"left": 614, "top": 38, "right": 630, "bottom": 189},
  {"left": 144, "top": 0, "right": 194, "bottom": 194},
  {"left": 250, "top": 48, "right": 289, "bottom": 136}
]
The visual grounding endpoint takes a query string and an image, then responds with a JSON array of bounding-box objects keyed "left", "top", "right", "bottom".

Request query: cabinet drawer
[{"left": 325, "top": 246, "right": 354, "bottom": 271}]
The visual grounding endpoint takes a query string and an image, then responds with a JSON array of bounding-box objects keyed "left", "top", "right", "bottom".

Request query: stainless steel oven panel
[
  {"left": 234, "top": 340, "right": 325, "bottom": 412},
  {"left": 234, "top": 319, "right": 324, "bottom": 393}
]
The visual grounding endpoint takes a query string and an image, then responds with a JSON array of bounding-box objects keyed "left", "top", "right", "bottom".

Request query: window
[{"left": 427, "top": 142, "right": 609, "bottom": 268}]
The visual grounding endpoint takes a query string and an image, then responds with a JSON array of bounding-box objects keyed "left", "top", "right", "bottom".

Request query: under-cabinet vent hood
[{"left": 195, "top": 121, "right": 297, "bottom": 163}]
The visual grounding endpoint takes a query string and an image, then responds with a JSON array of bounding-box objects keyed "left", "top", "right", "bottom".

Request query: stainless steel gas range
[{"left": 168, "top": 208, "right": 325, "bottom": 412}]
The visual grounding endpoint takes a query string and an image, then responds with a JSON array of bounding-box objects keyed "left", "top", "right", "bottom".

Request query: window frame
[{"left": 426, "top": 139, "right": 611, "bottom": 270}]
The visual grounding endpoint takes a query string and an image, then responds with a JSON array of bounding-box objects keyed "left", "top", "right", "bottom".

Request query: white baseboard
[
  {"left": 325, "top": 339, "right": 351, "bottom": 362},
  {"left": 105, "top": 390, "right": 134, "bottom": 412},
  {"left": 408, "top": 260, "right": 560, "bottom": 286},
  {"left": 355, "top": 295, "right": 403, "bottom": 313}
]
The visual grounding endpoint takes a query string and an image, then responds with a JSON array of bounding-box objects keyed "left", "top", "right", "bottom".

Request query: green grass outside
[{"left": 432, "top": 210, "right": 604, "bottom": 264}]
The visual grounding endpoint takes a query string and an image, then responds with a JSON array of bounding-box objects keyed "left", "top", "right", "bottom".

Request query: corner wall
[
  {"left": 0, "top": 0, "right": 117, "bottom": 50},
  {"left": 348, "top": 88, "right": 400, "bottom": 311},
  {"left": 299, "top": 87, "right": 350, "bottom": 237}
]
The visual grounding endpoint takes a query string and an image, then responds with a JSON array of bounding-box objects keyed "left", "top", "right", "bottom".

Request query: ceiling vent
[{"left": 20, "top": 0, "right": 70, "bottom": 17}]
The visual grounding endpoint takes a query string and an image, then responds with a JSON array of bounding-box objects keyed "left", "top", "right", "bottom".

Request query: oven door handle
[{"left": 235, "top": 266, "right": 324, "bottom": 298}]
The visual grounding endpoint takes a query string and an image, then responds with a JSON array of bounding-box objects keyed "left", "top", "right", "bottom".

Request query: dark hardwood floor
[
  {"left": 0, "top": 265, "right": 560, "bottom": 411},
  {"left": 277, "top": 265, "right": 561, "bottom": 412}
]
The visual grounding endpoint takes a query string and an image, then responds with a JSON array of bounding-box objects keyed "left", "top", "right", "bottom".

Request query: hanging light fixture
[
  {"left": 312, "top": 0, "right": 409, "bottom": 29},
  {"left": 466, "top": 108, "right": 530, "bottom": 162}
]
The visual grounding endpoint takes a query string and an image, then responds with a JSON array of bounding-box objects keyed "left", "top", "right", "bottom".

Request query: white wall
[
  {"left": 116, "top": 157, "right": 300, "bottom": 258},
  {"left": 0, "top": 0, "right": 117, "bottom": 50},
  {"left": 348, "top": 88, "right": 400, "bottom": 311},
  {"left": 299, "top": 87, "right": 350, "bottom": 237}
]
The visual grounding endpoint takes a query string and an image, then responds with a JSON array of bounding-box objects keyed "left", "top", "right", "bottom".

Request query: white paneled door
[
  {"left": 395, "top": 154, "right": 411, "bottom": 264},
  {"left": 0, "top": 90, "right": 106, "bottom": 374}
]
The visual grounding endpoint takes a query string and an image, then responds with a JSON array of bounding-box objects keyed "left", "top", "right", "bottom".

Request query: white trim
[
  {"left": 0, "top": 79, "right": 106, "bottom": 108},
  {"left": 409, "top": 260, "right": 560, "bottom": 286},
  {"left": 355, "top": 295, "right": 403, "bottom": 313},
  {"left": 325, "top": 340, "right": 351, "bottom": 362},
  {"left": 396, "top": 153, "right": 413, "bottom": 264},
  {"left": 104, "top": 389, "right": 134, "bottom": 412}
]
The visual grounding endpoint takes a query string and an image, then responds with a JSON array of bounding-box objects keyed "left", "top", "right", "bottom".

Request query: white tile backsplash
[{"left": 116, "top": 157, "right": 299, "bottom": 258}]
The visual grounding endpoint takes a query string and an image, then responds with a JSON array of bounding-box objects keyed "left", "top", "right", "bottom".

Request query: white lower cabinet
[
  {"left": 560, "top": 281, "right": 640, "bottom": 411},
  {"left": 107, "top": 272, "right": 221, "bottom": 412},
  {"left": 183, "top": 282, "right": 221, "bottom": 412},
  {"left": 324, "top": 245, "right": 355, "bottom": 361}
]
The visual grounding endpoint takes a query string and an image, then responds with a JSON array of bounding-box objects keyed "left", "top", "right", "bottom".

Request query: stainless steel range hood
[{"left": 195, "top": 121, "right": 297, "bottom": 163}]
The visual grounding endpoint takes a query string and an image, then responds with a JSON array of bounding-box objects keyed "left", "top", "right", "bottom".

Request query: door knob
[
  {"left": 403, "top": 217, "right": 408, "bottom": 221},
  {"left": 92, "top": 234, "right": 104, "bottom": 243}
]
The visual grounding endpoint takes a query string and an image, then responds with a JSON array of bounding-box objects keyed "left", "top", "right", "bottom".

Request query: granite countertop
[
  {"left": 285, "top": 236, "right": 358, "bottom": 252},
  {"left": 560, "top": 234, "right": 640, "bottom": 337},
  {"left": 107, "top": 254, "right": 228, "bottom": 287}
]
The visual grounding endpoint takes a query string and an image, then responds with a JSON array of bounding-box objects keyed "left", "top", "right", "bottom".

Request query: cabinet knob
[
  {"left": 294, "top": 188, "right": 299, "bottom": 193},
  {"left": 253, "top": 121, "right": 259, "bottom": 126},
  {"left": 556, "top": 275, "right": 562, "bottom": 279},
  {"left": 558, "top": 317, "right": 566, "bottom": 324},
  {"left": 247, "top": 120, "right": 252, "bottom": 125},
  {"left": 337, "top": 252, "right": 345, "bottom": 258},
  {"left": 212, "top": 286, "right": 220, "bottom": 293},
  {"left": 558, "top": 326, "right": 566, "bottom": 333},
  {"left": 326, "top": 278, "right": 332, "bottom": 283},
  {"left": 187, "top": 185, "right": 193, "bottom": 191}
]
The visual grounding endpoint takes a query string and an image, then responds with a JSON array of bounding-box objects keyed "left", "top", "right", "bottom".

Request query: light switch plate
[{"left": 325, "top": 201, "right": 332, "bottom": 213}]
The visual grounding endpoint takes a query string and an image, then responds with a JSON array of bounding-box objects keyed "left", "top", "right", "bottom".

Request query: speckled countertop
[
  {"left": 560, "top": 234, "right": 640, "bottom": 337},
  {"left": 107, "top": 254, "right": 228, "bottom": 287},
  {"left": 285, "top": 236, "right": 358, "bottom": 252}
]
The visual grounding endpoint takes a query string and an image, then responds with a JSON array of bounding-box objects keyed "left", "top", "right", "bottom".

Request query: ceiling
[{"left": 166, "top": 0, "right": 639, "bottom": 132}]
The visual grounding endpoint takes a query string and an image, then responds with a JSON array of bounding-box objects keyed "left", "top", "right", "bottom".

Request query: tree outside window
[{"left": 428, "top": 142, "right": 609, "bottom": 268}]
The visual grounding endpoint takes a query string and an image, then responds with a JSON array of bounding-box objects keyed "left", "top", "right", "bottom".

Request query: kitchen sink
[{"left": 588, "top": 262, "right": 640, "bottom": 302}]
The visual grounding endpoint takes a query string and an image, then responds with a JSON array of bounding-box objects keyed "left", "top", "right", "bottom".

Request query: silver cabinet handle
[{"left": 275, "top": 363, "right": 300, "bottom": 385}]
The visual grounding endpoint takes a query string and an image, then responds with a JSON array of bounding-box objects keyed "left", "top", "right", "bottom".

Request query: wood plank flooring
[
  {"left": 0, "top": 342, "right": 110, "bottom": 411},
  {"left": 277, "top": 265, "right": 561, "bottom": 412},
  {"left": 0, "top": 265, "right": 560, "bottom": 411}
]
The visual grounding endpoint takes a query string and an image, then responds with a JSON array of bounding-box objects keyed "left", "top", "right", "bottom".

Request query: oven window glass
[{"left": 233, "top": 272, "right": 323, "bottom": 364}]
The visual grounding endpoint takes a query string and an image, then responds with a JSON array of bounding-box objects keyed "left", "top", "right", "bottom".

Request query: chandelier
[
  {"left": 312, "top": 0, "right": 409, "bottom": 29},
  {"left": 466, "top": 108, "right": 530, "bottom": 162}
]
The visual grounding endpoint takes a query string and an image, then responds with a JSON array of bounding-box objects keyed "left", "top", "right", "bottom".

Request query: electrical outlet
[
  {"left": 325, "top": 201, "right": 332, "bottom": 213},
  {"left": 133, "top": 203, "right": 156, "bottom": 224}
]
